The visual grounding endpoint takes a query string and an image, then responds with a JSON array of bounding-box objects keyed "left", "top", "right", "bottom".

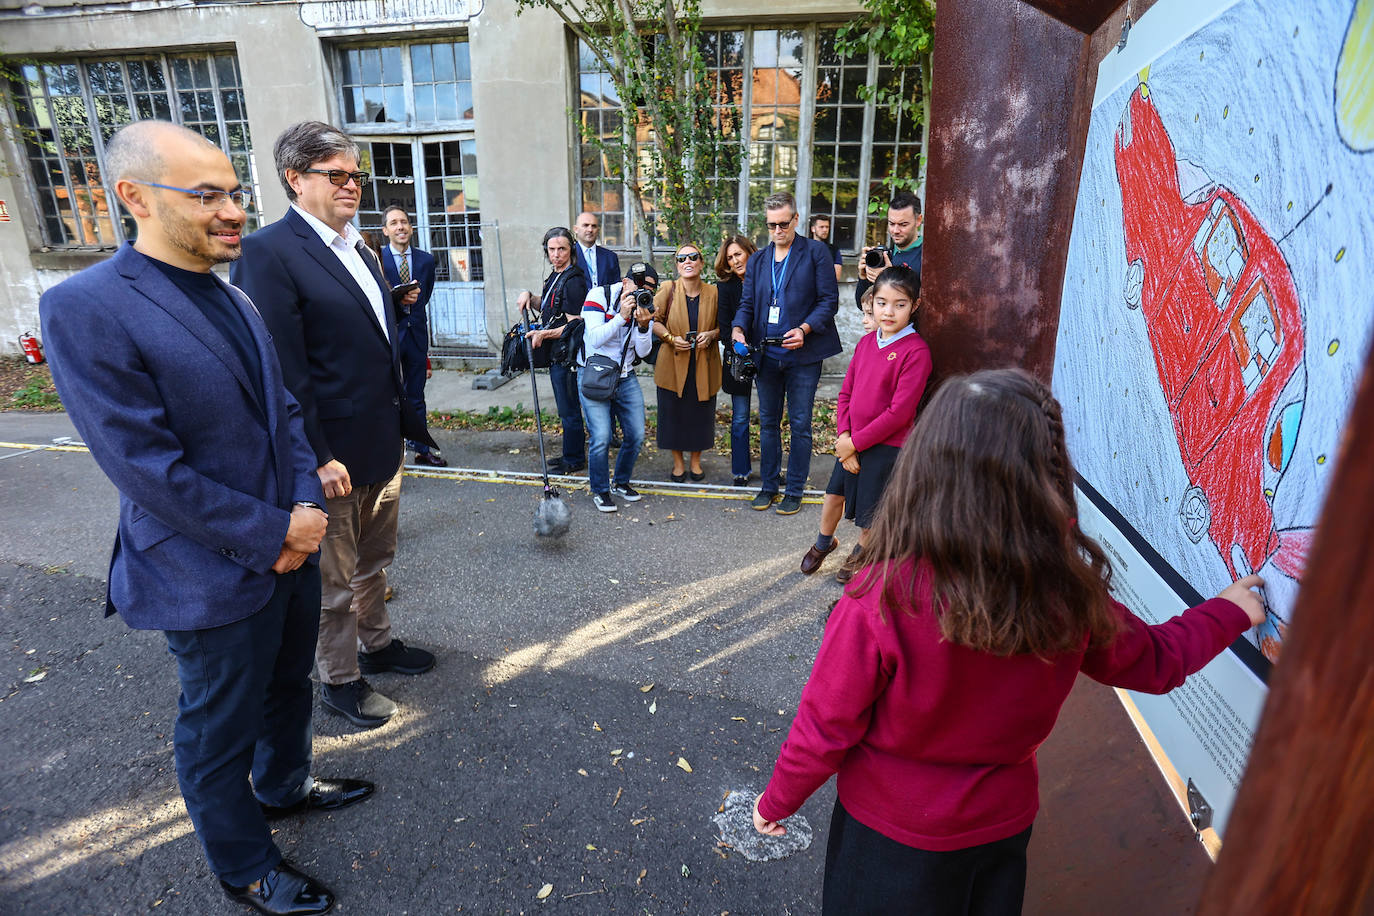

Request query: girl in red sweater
[
  {"left": 802, "top": 266, "right": 932, "bottom": 582},
  {"left": 754, "top": 367, "right": 1266, "bottom": 915}
]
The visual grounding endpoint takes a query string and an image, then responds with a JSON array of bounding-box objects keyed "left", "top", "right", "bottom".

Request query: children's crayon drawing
[{"left": 1055, "top": 0, "right": 1374, "bottom": 665}]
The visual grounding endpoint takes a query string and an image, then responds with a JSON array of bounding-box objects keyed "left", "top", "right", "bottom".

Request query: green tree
[
  {"left": 514, "top": 0, "right": 741, "bottom": 267},
  {"left": 835, "top": 0, "right": 936, "bottom": 213}
]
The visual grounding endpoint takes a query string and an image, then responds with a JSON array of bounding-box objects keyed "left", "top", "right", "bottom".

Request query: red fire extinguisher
[{"left": 19, "top": 331, "right": 44, "bottom": 365}]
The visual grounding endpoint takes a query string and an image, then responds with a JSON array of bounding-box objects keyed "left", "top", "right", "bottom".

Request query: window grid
[
  {"left": 573, "top": 24, "right": 924, "bottom": 256},
  {"left": 339, "top": 41, "right": 474, "bottom": 131},
  {"left": 575, "top": 40, "right": 627, "bottom": 246},
  {"left": 745, "top": 29, "right": 804, "bottom": 236},
  {"left": 698, "top": 29, "right": 745, "bottom": 239},
  {"left": 8, "top": 51, "right": 258, "bottom": 249}
]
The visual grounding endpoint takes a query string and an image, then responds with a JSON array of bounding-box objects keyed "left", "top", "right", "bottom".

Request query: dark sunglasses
[
  {"left": 675, "top": 252, "right": 702, "bottom": 262},
  {"left": 765, "top": 219, "right": 794, "bottom": 230},
  {"left": 302, "top": 168, "right": 371, "bottom": 187}
]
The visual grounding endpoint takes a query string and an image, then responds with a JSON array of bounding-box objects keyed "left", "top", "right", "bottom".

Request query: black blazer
[{"left": 231, "top": 208, "right": 434, "bottom": 487}]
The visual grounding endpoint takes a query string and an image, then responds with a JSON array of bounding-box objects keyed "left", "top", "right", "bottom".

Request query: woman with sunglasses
[
  {"left": 713, "top": 234, "right": 757, "bottom": 487},
  {"left": 651, "top": 242, "right": 722, "bottom": 482}
]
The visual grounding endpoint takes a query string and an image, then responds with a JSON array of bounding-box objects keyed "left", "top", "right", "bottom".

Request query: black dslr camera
[
  {"left": 864, "top": 244, "right": 894, "bottom": 269},
  {"left": 627, "top": 262, "right": 656, "bottom": 313}
]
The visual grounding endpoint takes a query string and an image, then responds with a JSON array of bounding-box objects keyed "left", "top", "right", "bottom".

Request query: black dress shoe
[
  {"left": 261, "top": 777, "right": 375, "bottom": 819},
  {"left": 358, "top": 638, "right": 436, "bottom": 675},
  {"left": 412, "top": 451, "right": 448, "bottom": 467},
  {"left": 221, "top": 861, "right": 334, "bottom": 915}
]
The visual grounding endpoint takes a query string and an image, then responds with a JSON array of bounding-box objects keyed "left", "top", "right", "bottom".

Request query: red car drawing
[{"left": 1113, "top": 82, "right": 1311, "bottom": 658}]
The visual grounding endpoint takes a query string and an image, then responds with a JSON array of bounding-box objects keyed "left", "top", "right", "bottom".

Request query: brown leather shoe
[{"left": 800, "top": 540, "right": 838, "bottom": 575}]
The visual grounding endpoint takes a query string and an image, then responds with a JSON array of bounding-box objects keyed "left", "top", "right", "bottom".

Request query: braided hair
[{"left": 851, "top": 368, "right": 1121, "bottom": 657}]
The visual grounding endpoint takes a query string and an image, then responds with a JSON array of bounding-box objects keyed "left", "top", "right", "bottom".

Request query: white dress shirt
[
  {"left": 580, "top": 244, "right": 599, "bottom": 286},
  {"left": 291, "top": 204, "right": 389, "bottom": 341}
]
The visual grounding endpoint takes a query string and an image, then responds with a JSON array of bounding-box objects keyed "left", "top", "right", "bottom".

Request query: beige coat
[{"left": 652, "top": 281, "right": 722, "bottom": 400}]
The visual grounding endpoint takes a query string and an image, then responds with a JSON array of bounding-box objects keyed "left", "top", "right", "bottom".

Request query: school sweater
[
  {"left": 757, "top": 561, "right": 1251, "bottom": 851},
  {"left": 836, "top": 329, "right": 932, "bottom": 452}
]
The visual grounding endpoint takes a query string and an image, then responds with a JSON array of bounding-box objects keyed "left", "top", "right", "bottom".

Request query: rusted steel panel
[
  {"left": 1197, "top": 336, "right": 1374, "bottom": 914},
  {"left": 1030, "top": 677, "right": 1213, "bottom": 914},
  {"left": 921, "top": 0, "right": 1096, "bottom": 383},
  {"left": 1019, "top": 0, "right": 1122, "bottom": 33}
]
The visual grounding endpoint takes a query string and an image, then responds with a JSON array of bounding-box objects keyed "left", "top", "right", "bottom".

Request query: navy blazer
[
  {"left": 39, "top": 243, "right": 324, "bottom": 632},
  {"left": 734, "top": 233, "right": 843, "bottom": 365},
  {"left": 231, "top": 208, "right": 434, "bottom": 488},
  {"left": 381, "top": 243, "right": 436, "bottom": 335},
  {"left": 574, "top": 243, "right": 621, "bottom": 288}
]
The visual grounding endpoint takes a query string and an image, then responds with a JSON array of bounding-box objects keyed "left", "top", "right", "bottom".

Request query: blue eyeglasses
[{"left": 131, "top": 181, "right": 252, "bottom": 210}]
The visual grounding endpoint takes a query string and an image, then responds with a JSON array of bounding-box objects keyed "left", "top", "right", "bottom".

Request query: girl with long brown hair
[{"left": 754, "top": 367, "right": 1267, "bottom": 914}]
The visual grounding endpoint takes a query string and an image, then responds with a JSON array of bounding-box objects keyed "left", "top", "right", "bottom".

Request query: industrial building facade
[{"left": 0, "top": 0, "right": 919, "bottom": 357}]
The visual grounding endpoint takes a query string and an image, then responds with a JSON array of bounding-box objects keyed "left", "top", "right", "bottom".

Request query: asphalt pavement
[{"left": 0, "top": 381, "right": 1214, "bottom": 914}]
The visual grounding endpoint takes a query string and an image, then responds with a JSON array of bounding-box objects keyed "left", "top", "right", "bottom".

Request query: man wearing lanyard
[{"left": 732, "top": 191, "right": 842, "bottom": 515}]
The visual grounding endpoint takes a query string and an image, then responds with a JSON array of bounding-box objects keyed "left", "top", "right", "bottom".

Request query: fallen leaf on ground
[
  {"left": 648, "top": 700, "right": 656, "bottom": 715},
  {"left": 609, "top": 578, "right": 619, "bottom": 584},
  {"left": 537, "top": 884, "right": 553, "bottom": 899},
  {"left": 577, "top": 768, "right": 589, "bottom": 777},
  {"left": 730, "top": 716, "right": 747, "bottom": 722},
  {"left": 612, "top": 787, "right": 623, "bottom": 807},
  {"left": 640, "top": 684, "right": 654, "bottom": 692},
  {"left": 593, "top": 721, "right": 602, "bottom": 731},
  {"left": 676, "top": 757, "right": 693, "bottom": 773},
  {"left": 586, "top": 844, "right": 597, "bottom": 851},
  {"left": 631, "top": 818, "right": 647, "bottom": 825},
  {"left": 637, "top": 868, "right": 647, "bottom": 885},
  {"left": 610, "top": 748, "right": 623, "bottom": 756}
]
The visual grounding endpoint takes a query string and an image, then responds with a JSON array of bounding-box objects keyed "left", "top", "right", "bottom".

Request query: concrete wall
[{"left": 0, "top": 0, "right": 862, "bottom": 356}]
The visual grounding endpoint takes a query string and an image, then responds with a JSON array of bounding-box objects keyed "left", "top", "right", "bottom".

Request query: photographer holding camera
[
  {"left": 856, "top": 189, "right": 923, "bottom": 307},
  {"left": 579, "top": 262, "right": 657, "bottom": 512},
  {"left": 731, "top": 191, "right": 842, "bottom": 516}
]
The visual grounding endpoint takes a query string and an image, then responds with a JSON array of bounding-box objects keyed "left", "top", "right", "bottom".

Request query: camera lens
[{"left": 864, "top": 248, "right": 886, "bottom": 269}]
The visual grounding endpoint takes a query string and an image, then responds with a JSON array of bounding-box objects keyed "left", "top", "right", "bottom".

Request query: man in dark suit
[
  {"left": 40, "top": 120, "right": 371, "bottom": 915},
  {"left": 232, "top": 121, "right": 437, "bottom": 732},
  {"left": 379, "top": 205, "right": 445, "bottom": 467},
  {"left": 572, "top": 211, "right": 621, "bottom": 288},
  {"left": 732, "top": 191, "right": 842, "bottom": 516}
]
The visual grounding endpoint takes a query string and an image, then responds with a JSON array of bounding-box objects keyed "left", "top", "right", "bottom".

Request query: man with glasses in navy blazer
[
  {"left": 732, "top": 191, "right": 842, "bottom": 517},
  {"left": 40, "top": 120, "right": 363, "bottom": 915},
  {"left": 233, "top": 121, "right": 438, "bottom": 736}
]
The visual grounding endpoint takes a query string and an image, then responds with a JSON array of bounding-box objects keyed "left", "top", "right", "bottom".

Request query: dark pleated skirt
[{"left": 656, "top": 356, "right": 716, "bottom": 451}]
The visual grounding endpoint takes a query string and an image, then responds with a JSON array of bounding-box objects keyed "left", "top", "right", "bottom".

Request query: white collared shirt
[
  {"left": 291, "top": 204, "right": 389, "bottom": 341},
  {"left": 581, "top": 244, "right": 598, "bottom": 285}
]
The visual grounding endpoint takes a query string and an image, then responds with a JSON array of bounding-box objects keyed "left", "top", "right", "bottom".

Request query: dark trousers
[
  {"left": 754, "top": 354, "right": 822, "bottom": 497},
  {"left": 164, "top": 565, "right": 321, "bottom": 886},
  {"left": 548, "top": 362, "right": 586, "bottom": 465},
  {"left": 399, "top": 323, "right": 430, "bottom": 454},
  {"left": 823, "top": 799, "right": 1032, "bottom": 916}
]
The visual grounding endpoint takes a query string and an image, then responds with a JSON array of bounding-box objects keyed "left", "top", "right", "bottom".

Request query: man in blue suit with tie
[
  {"left": 233, "top": 122, "right": 438, "bottom": 734},
  {"left": 732, "top": 191, "right": 842, "bottom": 516},
  {"left": 40, "top": 121, "right": 370, "bottom": 915},
  {"left": 380, "top": 205, "right": 446, "bottom": 467},
  {"left": 573, "top": 211, "right": 621, "bottom": 288}
]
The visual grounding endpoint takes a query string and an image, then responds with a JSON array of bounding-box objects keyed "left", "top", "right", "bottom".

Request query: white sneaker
[
  {"left": 592, "top": 492, "right": 618, "bottom": 513},
  {"left": 611, "top": 483, "right": 641, "bottom": 502}
]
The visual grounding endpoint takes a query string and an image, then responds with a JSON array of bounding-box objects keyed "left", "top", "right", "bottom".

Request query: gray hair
[
  {"left": 104, "top": 120, "right": 216, "bottom": 184},
  {"left": 762, "top": 191, "right": 796, "bottom": 216},
  {"left": 273, "top": 121, "right": 359, "bottom": 201}
]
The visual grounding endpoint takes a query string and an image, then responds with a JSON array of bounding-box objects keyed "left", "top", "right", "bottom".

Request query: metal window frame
[
  {"left": 571, "top": 22, "right": 922, "bottom": 256},
  {"left": 333, "top": 38, "right": 476, "bottom": 136},
  {"left": 11, "top": 49, "right": 254, "bottom": 250}
]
